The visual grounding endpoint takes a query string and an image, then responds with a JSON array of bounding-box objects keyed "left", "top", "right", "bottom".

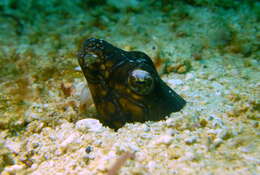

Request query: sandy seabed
[{"left": 0, "top": 1, "right": 259, "bottom": 175}]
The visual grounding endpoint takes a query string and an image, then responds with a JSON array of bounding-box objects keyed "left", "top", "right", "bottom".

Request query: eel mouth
[
  {"left": 83, "top": 52, "right": 99, "bottom": 67},
  {"left": 78, "top": 50, "right": 101, "bottom": 69}
]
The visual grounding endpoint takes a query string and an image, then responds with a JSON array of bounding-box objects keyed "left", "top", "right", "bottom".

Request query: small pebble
[
  {"left": 213, "top": 138, "right": 223, "bottom": 148},
  {"left": 180, "top": 152, "right": 196, "bottom": 161},
  {"left": 83, "top": 154, "right": 95, "bottom": 164},
  {"left": 75, "top": 119, "right": 103, "bottom": 133},
  {"left": 74, "top": 66, "right": 81, "bottom": 71},
  {"left": 185, "top": 73, "right": 194, "bottom": 80},
  {"left": 168, "top": 79, "right": 183, "bottom": 86},
  {"left": 85, "top": 146, "right": 93, "bottom": 153},
  {"left": 184, "top": 136, "right": 198, "bottom": 145},
  {"left": 3, "top": 165, "right": 25, "bottom": 173},
  {"left": 154, "top": 135, "right": 173, "bottom": 145},
  {"left": 60, "top": 134, "right": 78, "bottom": 151}
]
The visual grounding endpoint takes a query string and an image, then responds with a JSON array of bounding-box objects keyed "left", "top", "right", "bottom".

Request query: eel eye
[{"left": 128, "top": 69, "right": 154, "bottom": 95}]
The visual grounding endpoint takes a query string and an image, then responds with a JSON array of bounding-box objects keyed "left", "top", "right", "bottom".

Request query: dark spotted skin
[{"left": 78, "top": 38, "right": 186, "bottom": 130}]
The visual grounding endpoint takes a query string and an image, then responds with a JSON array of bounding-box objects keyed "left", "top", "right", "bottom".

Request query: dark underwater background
[{"left": 0, "top": 0, "right": 259, "bottom": 174}]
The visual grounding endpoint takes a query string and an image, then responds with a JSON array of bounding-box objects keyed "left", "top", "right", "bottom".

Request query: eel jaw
[
  {"left": 78, "top": 51, "right": 101, "bottom": 70},
  {"left": 83, "top": 53, "right": 99, "bottom": 67}
]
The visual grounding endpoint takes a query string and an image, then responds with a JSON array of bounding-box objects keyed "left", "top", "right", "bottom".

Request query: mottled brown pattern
[{"left": 77, "top": 38, "right": 186, "bottom": 129}]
